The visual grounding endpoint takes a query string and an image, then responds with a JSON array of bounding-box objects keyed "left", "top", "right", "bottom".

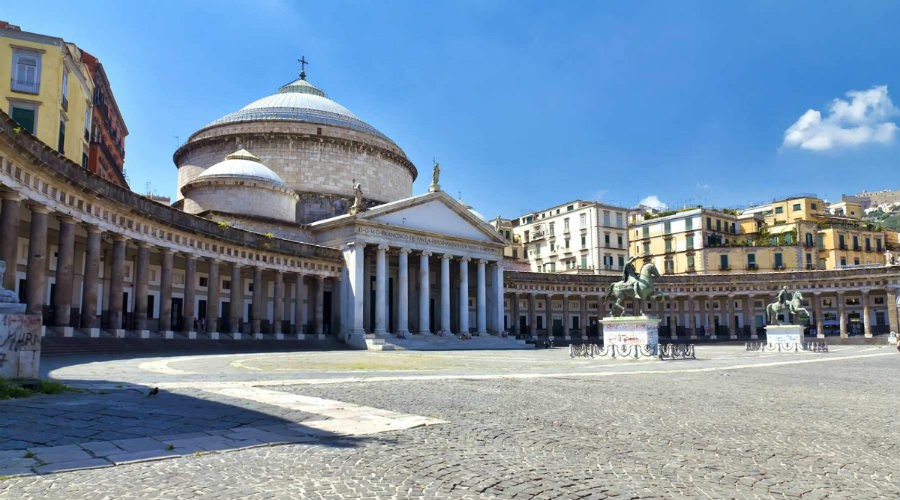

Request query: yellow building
[{"left": 1, "top": 21, "right": 94, "bottom": 167}]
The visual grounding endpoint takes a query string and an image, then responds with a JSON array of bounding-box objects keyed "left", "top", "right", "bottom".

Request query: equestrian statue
[
  {"left": 605, "top": 259, "right": 666, "bottom": 317},
  {"left": 765, "top": 286, "right": 810, "bottom": 325}
]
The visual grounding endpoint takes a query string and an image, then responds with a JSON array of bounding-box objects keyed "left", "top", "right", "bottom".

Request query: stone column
[
  {"left": 440, "top": 254, "right": 451, "bottom": 334},
  {"left": 419, "top": 251, "right": 431, "bottom": 334},
  {"left": 862, "top": 290, "right": 872, "bottom": 338},
  {"left": 25, "top": 205, "right": 50, "bottom": 316},
  {"left": 330, "top": 276, "right": 342, "bottom": 336},
  {"left": 562, "top": 294, "right": 570, "bottom": 339},
  {"left": 315, "top": 275, "right": 325, "bottom": 336},
  {"left": 837, "top": 292, "right": 847, "bottom": 338},
  {"left": 688, "top": 297, "right": 697, "bottom": 340},
  {"left": 528, "top": 293, "right": 537, "bottom": 337},
  {"left": 726, "top": 294, "right": 736, "bottom": 340},
  {"left": 159, "top": 249, "right": 174, "bottom": 333},
  {"left": 295, "top": 273, "right": 307, "bottom": 334},
  {"left": 343, "top": 242, "right": 365, "bottom": 336},
  {"left": 397, "top": 248, "right": 410, "bottom": 336},
  {"left": 580, "top": 295, "right": 588, "bottom": 340},
  {"left": 273, "top": 270, "right": 284, "bottom": 334},
  {"left": 206, "top": 259, "right": 220, "bottom": 333},
  {"left": 458, "top": 258, "right": 470, "bottom": 335},
  {"left": 0, "top": 193, "right": 22, "bottom": 290},
  {"left": 741, "top": 295, "right": 752, "bottom": 339},
  {"left": 476, "top": 259, "right": 487, "bottom": 335},
  {"left": 510, "top": 291, "right": 519, "bottom": 336},
  {"left": 229, "top": 263, "right": 242, "bottom": 334},
  {"left": 668, "top": 297, "right": 679, "bottom": 340},
  {"left": 887, "top": 288, "right": 900, "bottom": 335},
  {"left": 183, "top": 255, "right": 197, "bottom": 334},
  {"left": 813, "top": 292, "right": 824, "bottom": 339},
  {"left": 53, "top": 216, "right": 77, "bottom": 327},
  {"left": 107, "top": 235, "right": 127, "bottom": 331},
  {"left": 251, "top": 267, "right": 263, "bottom": 334},
  {"left": 133, "top": 243, "right": 150, "bottom": 333},
  {"left": 374, "top": 244, "right": 388, "bottom": 335},
  {"left": 492, "top": 263, "right": 504, "bottom": 334},
  {"left": 80, "top": 225, "right": 101, "bottom": 330}
]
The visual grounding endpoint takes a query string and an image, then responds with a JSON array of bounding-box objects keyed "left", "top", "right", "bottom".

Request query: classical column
[
  {"left": 397, "top": 248, "right": 410, "bottom": 336},
  {"left": 80, "top": 226, "right": 101, "bottom": 329},
  {"left": 343, "top": 242, "right": 365, "bottom": 335},
  {"left": 580, "top": 295, "right": 588, "bottom": 340},
  {"left": 53, "top": 216, "right": 77, "bottom": 327},
  {"left": 183, "top": 255, "right": 197, "bottom": 333},
  {"left": 528, "top": 293, "right": 537, "bottom": 337},
  {"left": 476, "top": 259, "right": 487, "bottom": 335},
  {"left": 159, "top": 249, "right": 174, "bottom": 333},
  {"left": 458, "top": 257, "right": 470, "bottom": 335},
  {"left": 888, "top": 288, "right": 900, "bottom": 335},
  {"left": 562, "top": 294, "right": 570, "bottom": 339},
  {"left": 330, "top": 276, "right": 341, "bottom": 336},
  {"left": 741, "top": 295, "right": 752, "bottom": 339},
  {"left": 0, "top": 193, "right": 22, "bottom": 290},
  {"left": 295, "top": 273, "right": 307, "bottom": 334},
  {"left": 133, "top": 243, "right": 150, "bottom": 332},
  {"left": 726, "top": 294, "right": 736, "bottom": 340},
  {"left": 374, "top": 244, "right": 388, "bottom": 335},
  {"left": 510, "top": 291, "right": 520, "bottom": 336},
  {"left": 862, "top": 290, "right": 872, "bottom": 338},
  {"left": 492, "top": 263, "right": 504, "bottom": 334},
  {"left": 837, "top": 292, "right": 847, "bottom": 338},
  {"left": 813, "top": 292, "right": 824, "bottom": 339},
  {"left": 229, "top": 263, "right": 242, "bottom": 334},
  {"left": 749, "top": 295, "right": 759, "bottom": 340},
  {"left": 688, "top": 297, "right": 697, "bottom": 340},
  {"left": 25, "top": 205, "right": 50, "bottom": 316},
  {"left": 206, "top": 259, "right": 220, "bottom": 333},
  {"left": 315, "top": 275, "right": 325, "bottom": 335},
  {"left": 251, "top": 267, "right": 263, "bottom": 334},
  {"left": 668, "top": 297, "right": 679, "bottom": 339},
  {"left": 419, "top": 251, "right": 431, "bottom": 334},
  {"left": 440, "top": 254, "right": 451, "bottom": 334},
  {"left": 273, "top": 270, "right": 284, "bottom": 334},
  {"left": 107, "top": 235, "right": 127, "bottom": 330}
]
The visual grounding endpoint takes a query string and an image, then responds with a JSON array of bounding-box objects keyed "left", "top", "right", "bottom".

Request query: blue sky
[{"left": 9, "top": 1, "right": 900, "bottom": 218}]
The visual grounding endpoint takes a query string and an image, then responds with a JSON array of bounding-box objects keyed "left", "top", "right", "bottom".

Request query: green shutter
[{"left": 11, "top": 107, "right": 36, "bottom": 133}]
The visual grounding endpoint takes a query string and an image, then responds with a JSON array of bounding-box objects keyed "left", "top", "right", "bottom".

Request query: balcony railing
[
  {"left": 531, "top": 231, "right": 545, "bottom": 240},
  {"left": 839, "top": 244, "right": 848, "bottom": 250},
  {"left": 774, "top": 265, "right": 785, "bottom": 270},
  {"left": 719, "top": 264, "right": 731, "bottom": 271},
  {"left": 11, "top": 79, "right": 39, "bottom": 94},
  {"left": 806, "top": 263, "right": 816, "bottom": 270},
  {"left": 747, "top": 263, "right": 758, "bottom": 270}
]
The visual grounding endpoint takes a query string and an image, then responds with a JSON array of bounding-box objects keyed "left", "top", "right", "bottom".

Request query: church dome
[
  {"left": 196, "top": 149, "right": 286, "bottom": 186},
  {"left": 198, "top": 77, "right": 392, "bottom": 142}
]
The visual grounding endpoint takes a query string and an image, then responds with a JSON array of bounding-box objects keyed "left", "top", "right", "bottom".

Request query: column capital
[
  {"left": 315, "top": 274, "right": 325, "bottom": 282},
  {"left": 231, "top": 262, "right": 244, "bottom": 269},
  {"left": 82, "top": 223, "right": 102, "bottom": 234},
  {"left": 27, "top": 203, "right": 51, "bottom": 215},
  {"left": 111, "top": 233, "right": 128, "bottom": 243},
  {"left": 0, "top": 191, "right": 24, "bottom": 202},
  {"left": 441, "top": 253, "right": 453, "bottom": 260},
  {"left": 477, "top": 259, "right": 488, "bottom": 265},
  {"left": 399, "top": 247, "right": 412, "bottom": 254},
  {"left": 207, "top": 256, "right": 220, "bottom": 263},
  {"left": 343, "top": 241, "right": 367, "bottom": 251},
  {"left": 136, "top": 241, "right": 152, "bottom": 249},
  {"left": 421, "top": 251, "right": 432, "bottom": 257},
  {"left": 56, "top": 214, "right": 79, "bottom": 225},
  {"left": 459, "top": 256, "right": 471, "bottom": 263},
  {"left": 181, "top": 252, "right": 197, "bottom": 261},
  {"left": 377, "top": 243, "right": 390, "bottom": 251}
]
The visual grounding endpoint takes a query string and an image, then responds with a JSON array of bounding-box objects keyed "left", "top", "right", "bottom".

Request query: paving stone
[
  {"left": 109, "top": 437, "right": 166, "bottom": 453},
  {"left": 27, "top": 444, "right": 93, "bottom": 463},
  {"left": 33, "top": 458, "right": 112, "bottom": 474},
  {"left": 77, "top": 440, "right": 124, "bottom": 457},
  {"left": 104, "top": 450, "right": 181, "bottom": 465}
]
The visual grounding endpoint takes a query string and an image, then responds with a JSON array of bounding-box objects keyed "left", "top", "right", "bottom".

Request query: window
[
  {"left": 549, "top": 222, "right": 555, "bottom": 236},
  {"left": 580, "top": 235, "right": 586, "bottom": 247},
  {"left": 61, "top": 68, "right": 69, "bottom": 109},
  {"left": 719, "top": 255, "right": 729, "bottom": 270},
  {"left": 563, "top": 218, "right": 570, "bottom": 232},
  {"left": 604, "top": 233, "right": 610, "bottom": 246},
  {"left": 616, "top": 212, "right": 624, "bottom": 228},
  {"left": 840, "top": 257, "right": 847, "bottom": 266},
  {"left": 618, "top": 255, "right": 624, "bottom": 268},
  {"left": 774, "top": 253, "right": 783, "bottom": 269},
  {"left": 566, "top": 205, "right": 574, "bottom": 212},
  {"left": 643, "top": 242, "right": 650, "bottom": 255},
  {"left": 222, "top": 280, "right": 231, "bottom": 290},
  {"left": 199, "top": 277, "right": 209, "bottom": 287},
  {"left": 550, "top": 243, "right": 555, "bottom": 251},
  {"left": 665, "top": 238, "right": 673, "bottom": 252},
  {"left": 603, "top": 211, "right": 611, "bottom": 226},
  {"left": 664, "top": 259, "right": 674, "bottom": 274},
  {"left": 685, "top": 218, "right": 693, "bottom": 230},
  {"left": 877, "top": 238, "right": 883, "bottom": 252},
  {"left": 806, "top": 253, "right": 813, "bottom": 269},
  {"left": 686, "top": 234, "right": 694, "bottom": 249},
  {"left": 784, "top": 232, "right": 792, "bottom": 244},
  {"left": 852, "top": 235, "right": 859, "bottom": 250},
  {"left": 84, "top": 105, "right": 91, "bottom": 141},
  {"left": 811, "top": 203, "right": 817, "bottom": 210},
  {"left": 839, "top": 234, "right": 846, "bottom": 249},
  {"left": 706, "top": 217, "right": 712, "bottom": 230},
  {"left": 792, "top": 203, "right": 801, "bottom": 211},
  {"left": 57, "top": 116, "right": 66, "bottom": 154},
  {"left": 12, "top": 48, "right": 41, "bottom": 94},
  {"left": 534, "top": 245, "right": 541, "bottom": 256},
  {"left": 617, "top": 234, "right": 623, "bottom": 248},
  {"left": 687, "top": 255, "right": 695, "bottom": 269},
  {"left": 716, "top": 219, "right": 721, "bottom": 232},
  {"left": 564, "top": 238, "right": 570, "bottom": 249},
  {"left": 512, "top": 249, "right": 518, "bottom": 258},
  {"left": 805, "top": 233, "right": 814, "bottom": 246},
  {"left": 581, "top": 256, "right": 587, "bottom": 268},
  {"left": 775, "top": 206, "right": 784, "bottom": 214},
  {"left": 865, "top": 238, "right": 871, "bottom": 252},
  {"left": 642, "top": 226, "right": 649, "bottom": 238},
  {"left": 747, "top": 254, "right": 756, "bottom": 268},
  {"left": 10, "top": 101, "right": 38, "bottom": 134},
  {"left": 579, "top": 213, "right": 586, "bottom": 228},
  {"left": 854, "top": 257, "right": 860, "bottom": 265},
  {"left": 664, "top": 221, "right": 671, "bottom": 234}
]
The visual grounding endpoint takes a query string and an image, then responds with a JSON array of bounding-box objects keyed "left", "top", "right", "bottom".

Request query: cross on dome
[{"left": 298, "top": 55, "right": 309, "bottom": 80}]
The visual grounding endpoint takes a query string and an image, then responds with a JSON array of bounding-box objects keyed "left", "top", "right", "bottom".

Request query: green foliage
[
  {"left": 166, "top": 444, "right": 175, "bottom": 451},
  {"left": 37, "top": 380, "right": 69, "bottom": 395},
  {"left": 217, "top": 220, "right": 233, "bottom": 229},
  {"left": 22, "top": 451, "right": 34, "bottom": 458},
  {"left": 883, "top": 214, "right": 900, "bottom": 231},
  {"left": 0, "top": 378, "right": 72, "bottom": 399},
  {"left": 264, "top": 232, "right": 275, "bottom": 239},
  {"left": 12, "top": 126, "right": 22, "bottom": 134}
]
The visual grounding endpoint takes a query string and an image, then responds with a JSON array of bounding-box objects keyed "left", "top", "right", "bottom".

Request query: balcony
[
  {"left": 853, "top": 245, "right": 861, "bottom": 251},
  {"left": 746, "top": 263, "right": 758, "bottom": 271},
  {"left": 686, "top": 265, "right": 696, "bottom": 273},
  {"left": 806, "top": 263, "right": 816, "bottom": 270},
  {"left": 11, "top": 79, "right": 39, "bottom": 95},
  {"left": 839, "top": 244, "right": 848, "bottom": 250},
  {"left": 774, "top": 265, "right": 785, "bottom": 270},
  {"left": 719, "top": 264, "right": 731, "bottom": 271},
  {"left": 531, "top": 231, "right": 545, "bottom": 240}
]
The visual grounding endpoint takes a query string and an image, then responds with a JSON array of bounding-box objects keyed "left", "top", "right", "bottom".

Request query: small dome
[
  {"left": 458, "top": 196, "right": 487, "bottom": 222},
  {"left": 195, "top": 149, "right": 286, "bottom": 186}
]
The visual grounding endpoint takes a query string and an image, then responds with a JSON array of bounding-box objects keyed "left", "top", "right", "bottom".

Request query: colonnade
[
  {"left": 1, "top": 194, "right": 337, "bottom": 337},
  {"left": 342, "top": 242, "right": 504, "bottom": 337}
]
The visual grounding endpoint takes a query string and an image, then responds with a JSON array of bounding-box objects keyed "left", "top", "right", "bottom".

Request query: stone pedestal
[
  {"left": 765, "top": 324, "right": 804, "bottom": 344},
  {"left": 0, "top": 309, "right": 41, "bottom": 379},
  {"left": 601, "top": 316, "right": 660, "bottom": 348}
]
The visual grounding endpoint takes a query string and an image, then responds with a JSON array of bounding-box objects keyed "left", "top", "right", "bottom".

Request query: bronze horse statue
[{"left": 605, "top": 261, "right": 666, "bottom": 316}]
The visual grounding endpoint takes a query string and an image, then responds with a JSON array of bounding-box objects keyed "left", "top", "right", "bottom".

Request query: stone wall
[{"left": 183, "top": 182, "right": 297, "bottom": 223}]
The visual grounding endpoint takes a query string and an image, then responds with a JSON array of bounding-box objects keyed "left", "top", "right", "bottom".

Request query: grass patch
[
  {"left": 165, "top": 444, "right": 175, "bottom": 451},
  {"left": 22, "top": 451, "right": 33, "bottom": 459},
  {"left": 0, "top": 378, "right": 74, "bottom": 399}
]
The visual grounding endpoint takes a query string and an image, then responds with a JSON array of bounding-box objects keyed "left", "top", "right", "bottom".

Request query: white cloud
[
  {"left": 696, "top": 182, "right": 710, "bottom": 190},
  {"left": 592, "top": 189, "right": 608, "bottom": 201},
  {"left": 638, "top": 195, "right": 668, "bottom": 211},
  {"left": 783, "top": 85, "right": 899, "bottom": 151}
]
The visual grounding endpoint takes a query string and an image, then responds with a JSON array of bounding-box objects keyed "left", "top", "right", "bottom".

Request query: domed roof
[
  {"left": 199, "top": 76, "right": 393, "bottom": 142},
  {"left": 458, "top": 196, "right": 487, "bottom": 222},
  {"left": 194, "top": 149, "right": 287, "bottom": 186}
]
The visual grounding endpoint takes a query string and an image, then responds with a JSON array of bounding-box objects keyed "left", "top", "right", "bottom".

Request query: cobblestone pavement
[{"left": 0, "top": 345, "right": 897, "bottom": 498}]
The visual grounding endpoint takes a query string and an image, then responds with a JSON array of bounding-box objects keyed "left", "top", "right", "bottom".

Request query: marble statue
[
  {"left": 886, "top": 249, "right": 895, "bottom": 266},
  {"left": 0, "top": 261, "right": 19, "bottom": 303},
  {"left": 605, "top": 261, "right": 665, "bottom": 317},
  {"left": 431, "top": 161, "right": 440, "bottom": 186},
  {"left": 766, "top": 288, "right": 810, "bottom": 325},
  {"left": 349, "top": 178, "right": 365, "bottom": 215}
]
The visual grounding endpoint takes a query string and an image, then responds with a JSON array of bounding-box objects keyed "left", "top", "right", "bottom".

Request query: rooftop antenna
[{"left": 298, "top": 55, "right": 309, "bottom": 80}]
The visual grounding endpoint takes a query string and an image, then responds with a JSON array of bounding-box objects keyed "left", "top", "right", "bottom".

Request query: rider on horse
[
  {"left": 623, "top": 255, "right": 640, "bottom": 297},
  {"left": 776, "top": 286, "right": 790, "bottom": 310}
]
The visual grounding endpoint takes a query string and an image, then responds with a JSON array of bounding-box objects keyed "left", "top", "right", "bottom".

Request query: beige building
[{"left": 507, "top": 200, "right": 631, "bottom": 275}]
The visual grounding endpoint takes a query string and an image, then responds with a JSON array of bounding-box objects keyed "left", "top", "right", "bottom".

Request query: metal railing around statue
[
  {"left": 745, "top": 341, "right": 828, "bottom": 353},
  {"left": 569, "top": 343, "right": 696, "bottom": 360}
]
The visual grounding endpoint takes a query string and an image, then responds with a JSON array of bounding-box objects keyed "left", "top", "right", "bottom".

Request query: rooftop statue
[
  {"left": 605, "top": 260, "right": 665, "bottom": 317},
  {"left": 0, "top": 261, "right": 19, "bottom": 303},
  {"left": 766, "top": 286, "right": 810, "bottom": 325},
  {"left": 431, "top": 161, "right": 440, "bottom": 186},
  {"left": 349, "top": 178, "right": 364, "bottom": 215}
]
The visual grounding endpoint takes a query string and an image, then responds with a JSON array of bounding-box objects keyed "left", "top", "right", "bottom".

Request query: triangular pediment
[{"left": 361, "top": 192, "right": 504, "bottom": 244}]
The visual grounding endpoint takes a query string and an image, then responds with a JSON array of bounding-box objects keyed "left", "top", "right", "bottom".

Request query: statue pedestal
[
  {"left": 0, "top": 309, "right": 42, "bottom": 379},
  {"left": 765, "top": 324, "right": 804, "bottom": 345},
  {"left": 601, "top": 316, "right": 659, "bottom": 351}
]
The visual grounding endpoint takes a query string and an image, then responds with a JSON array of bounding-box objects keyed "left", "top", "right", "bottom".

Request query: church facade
[{"left": 1, "top": 70, "right": 898, "bottom": 349}]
